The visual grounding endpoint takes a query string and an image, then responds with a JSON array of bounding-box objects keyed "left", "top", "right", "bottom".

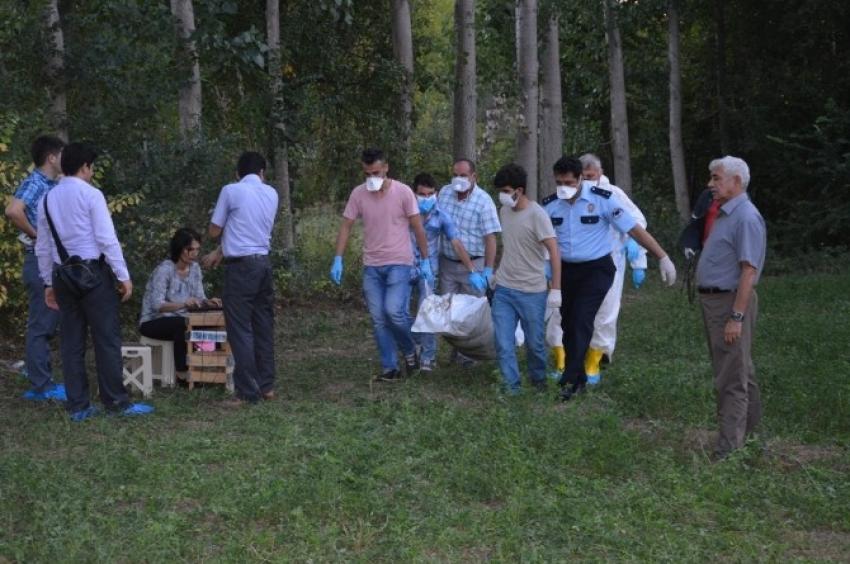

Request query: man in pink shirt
[{"left": 331, "top": 148, "right": 431, "bottom": 382}]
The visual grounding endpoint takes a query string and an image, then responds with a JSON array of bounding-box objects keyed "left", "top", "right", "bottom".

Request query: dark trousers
[
  {"left": 140, "top": 316, "right": 189, "bottom": 371},
  {"left": 559, "top": 255, "right": 616, "bottom": 388},
  {"left": 223, "top": 256, "right": 276, "bottom": 402},
  {"left": 700, "top": 291, "right": 762, "bottom": 456},
  {"left": 53, "top": 261, "right": 129, "bottom": 413}
]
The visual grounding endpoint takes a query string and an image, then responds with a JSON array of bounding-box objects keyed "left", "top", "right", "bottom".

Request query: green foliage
[
  {"left": 0, "top": 115, "right": 28, "bottom": 321},
  {"left": 765, "top": 100, "right": 850, "bottom": 252}
]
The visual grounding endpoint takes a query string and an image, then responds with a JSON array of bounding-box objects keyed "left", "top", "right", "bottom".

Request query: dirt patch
[
  {"left": 764, "top": 439, "right": 847, "bottom": 471},
  {"left": 784, "top": 529, "right": 850, "bottom": 561}
]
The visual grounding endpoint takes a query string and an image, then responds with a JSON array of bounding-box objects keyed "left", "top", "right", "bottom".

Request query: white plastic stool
[
  {"left": 140, "top": 336, "right": 177, "bottom": 388},
  {"left": 121, "top": 345, "right": 153, "bottom": 398}
]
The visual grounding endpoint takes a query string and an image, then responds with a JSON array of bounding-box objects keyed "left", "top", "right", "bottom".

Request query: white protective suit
[{"left": 589, "top": 175, "right": 648, "bottom": 359}]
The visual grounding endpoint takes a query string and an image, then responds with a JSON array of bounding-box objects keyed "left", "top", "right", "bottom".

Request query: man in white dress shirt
[{"left": 36, "top": 142, "right": 153, "bottom": 421}]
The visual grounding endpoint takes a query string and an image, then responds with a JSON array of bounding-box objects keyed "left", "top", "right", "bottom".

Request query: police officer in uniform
[{"left": 543, "top": 156, "right": 678, "bottom": 401}]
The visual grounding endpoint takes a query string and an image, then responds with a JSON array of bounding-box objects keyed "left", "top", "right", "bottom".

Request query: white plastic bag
[
  {"left": 412, "top": 293, "right": 489, "bottom": 337},
  {"left": 545, "top": 305, "right": 563, "bottom": 348}
]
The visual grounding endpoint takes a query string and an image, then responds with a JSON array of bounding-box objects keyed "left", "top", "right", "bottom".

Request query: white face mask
[
  {"left": 451, "top": 176, "right": 471, "bottom": 193},
  {"left": 498, "top": 191, "right": 518, "bottom": 208},
  {"left": 556, "top": 185, "right": 578, "bottom": 200},
  {"left": 366, "top": 176, "right": 384, "bottom": 192},
  {"left": 582, "top": 179, "right": 597, "bottom": 190}
]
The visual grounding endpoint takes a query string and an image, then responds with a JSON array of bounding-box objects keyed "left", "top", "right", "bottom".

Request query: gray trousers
[
  {"left": 438, "top": 255, "right": 485, "bottom": 296},
  {"left": 223, "top": 256, "right": 276, "bottom": 402},
  {"left": 700, "top": 290, "right": 762, "bottom": 456},
  {"left": 53, "top": 260, "right": 129, "bottom": 413}
]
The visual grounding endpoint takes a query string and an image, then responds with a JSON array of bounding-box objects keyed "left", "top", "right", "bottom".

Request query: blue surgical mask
[{"left": 417, "top": 195, "right": 436, "bottom": 214}]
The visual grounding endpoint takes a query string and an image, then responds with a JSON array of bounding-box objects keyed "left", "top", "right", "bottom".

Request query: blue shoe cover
[
  {"left": 22, "top": 388, "right": 49, "bottom": 401},
  {"left": 43, "top": 384, "right": 67, "bottom": 402},
  {"left": 587, "top": 374, "right": 601, "bottom": 386},
  {"left": 70, "top": 406, "right": 99, "bottom": 422},
  {"left": 121, "top": 403, "right": 154, "bottom": 416}
]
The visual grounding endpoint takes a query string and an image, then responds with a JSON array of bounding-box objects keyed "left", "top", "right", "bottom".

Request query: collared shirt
[
  {"left": 139, "top": 259, "right": 207, "bottom": 324},
  {"left": 14, "top": 169, "right": 57, "bottom": 235},
  {"left": 211, "top": 174, "right": 279, "bottom": 258},
  {"left": 436, "top": 184, "right": 501, "bottom": 260},
  {"left": 696, "top": 192, "right": 766, "bottom": 289},
  {"left": 343, "top": 179, "right": 419, "bottom": 267},
  {"left": 410, "top": 205, "right": 459, "bottom": 274},
  {"left": 543, "top": 181, "right": 637, "bottom": 263},
  {"left": 35, "top": 176, "right": 130, "bottom": 284}
]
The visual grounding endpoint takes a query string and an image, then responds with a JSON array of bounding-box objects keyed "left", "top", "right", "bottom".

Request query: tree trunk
[
  {"left": 668, "top": 0, "right": 690, "bottom": 223},
  {"left": 538, "top": 11, "right": 562, "bottom": 200},
  {"left": 603, "top": 0, "right": 632, "bottom": 195},
  {"left": 266, "top": 0, "right": 294, "bottom": 253},
  {"left": 516, "top": 0, "right": 538, "bottom": 201},
  {"left": 714, "top": 0, "right": 730, "bottom": 153},
  {"left": 453, "top": 0, "right": 477, "bottom": 161},
  {"left": 170, "top": 0, "right": 202, "bottom": 138},
  {"left": 391, "top": 0, "right": 414, "bottom": 167},
  {"left": 44, "top": 0, "right": 67, "bottom": 141}
]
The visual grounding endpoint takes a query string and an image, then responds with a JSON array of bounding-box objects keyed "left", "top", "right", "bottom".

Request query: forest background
[{"left": 1, "top": 0, "right": 848, "bottom": 332}]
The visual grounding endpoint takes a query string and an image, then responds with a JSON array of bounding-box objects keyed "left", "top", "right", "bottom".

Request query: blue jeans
[
  {"left": 411, "top": 277, "right": 437, "bottom": 363},
  {"left": 363, "top": 265, "right": 416, "bottom": 371},
  {"left": 23, "top": 252, "right": 59, "bottom": 391},
  {"left": 491, "top": 285, "right": 548, "bottom": 391}
]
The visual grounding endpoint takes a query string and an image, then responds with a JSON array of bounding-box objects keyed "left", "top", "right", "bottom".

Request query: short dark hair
[
  {"left": 453, "top": 158, "right": 476, "bottom": 173},
  {"left": 237, "top": 151, "right": 266, "bottom": 178},
  {"left": 61, "top": 142, "right": 98, "bottom": 176},
  {"left": 553, "top": 155, "right": 583, "bottom": 177},
  {"left": 31, "top": 135, "right": 65, "bottom": 167},
  {"left": 412, "top": 172, "right": 436, "bottom": 189},
  {"left": 169, "top": 227, "right": 202, "bottom": 263},
  {"left": 493, "top": 163, "right": 527, "bottom": 192},
  {"left": 361, "top": 148, "right": 386, "bottom": 165}
]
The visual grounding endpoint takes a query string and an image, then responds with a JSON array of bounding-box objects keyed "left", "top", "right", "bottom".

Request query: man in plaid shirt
[
  {"left": 4, "top": 135, "right": 66, "bottom": 401},
  {"left": 436, "top": 158, "right": 501, "bottom": 295}
]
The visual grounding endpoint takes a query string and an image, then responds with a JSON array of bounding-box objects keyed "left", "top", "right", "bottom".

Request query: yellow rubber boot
[
  {"left": 585, "top": 347, "right": 604, "bottom": 385},
  {"left": 554, "top": 346, "right": 565, "bottom": 372},
  {"left": 548, "top": 346, "right": 566, "bottom": 379}
]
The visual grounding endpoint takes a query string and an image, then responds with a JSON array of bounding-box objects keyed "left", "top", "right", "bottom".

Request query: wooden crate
[{"left": 185, "top": 311, "right": 234, "bottom": 391}]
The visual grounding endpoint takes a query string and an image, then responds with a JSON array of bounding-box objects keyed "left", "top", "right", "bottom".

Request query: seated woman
[{"left": 139, "top": 228, "right": 220, "bottom": 375}]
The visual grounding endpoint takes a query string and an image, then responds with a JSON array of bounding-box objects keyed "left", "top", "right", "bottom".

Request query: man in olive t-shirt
[{"left": 490, "top": 164, "right": 562, "bottom": 394}]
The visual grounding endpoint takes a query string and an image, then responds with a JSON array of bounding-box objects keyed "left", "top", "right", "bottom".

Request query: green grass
[{"left": 2, "top": 271, "right": 849, "bottom": 561}]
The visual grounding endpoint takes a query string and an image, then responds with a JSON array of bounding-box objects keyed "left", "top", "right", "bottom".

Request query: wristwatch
[{"left": 730, "top": 311, "right": 745, "bottom": 322}]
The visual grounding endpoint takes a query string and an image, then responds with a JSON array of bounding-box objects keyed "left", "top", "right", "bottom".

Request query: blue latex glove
[
  {"left": 632, "top": 268, "right": 646, "bottom": 289},
  {"left": 330, "top": 256, "right": 343, "bottom": 285},
  {"left": 544, "top": 261, "right": 552, "bottom": 281},
  {"left": 419, "top": 258, "right": 434, "bottom": 285},
  {"left": 468, "top": 271, "right": 487, "bottom": 292},
  {"left": 482, "top": 266, "right": 494, "bottom": 284},
  {"left": 624, "top": 238, "right": 641, "bottom": 262}
]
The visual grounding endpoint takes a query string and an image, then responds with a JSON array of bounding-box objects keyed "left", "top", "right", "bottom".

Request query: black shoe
[
  {"left": 376, "top": 369, "right": 403, "bottom": 383},
  {"left": 558, "top": 382, "right": 586, "bottom": 402},
  {"left": 404, "top": 353, "right": 420, "bottom": 377}
]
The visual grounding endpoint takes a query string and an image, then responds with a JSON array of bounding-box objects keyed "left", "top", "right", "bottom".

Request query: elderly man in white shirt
[{"left": 36, "top": 142, "right": 152, "bottom": 421}]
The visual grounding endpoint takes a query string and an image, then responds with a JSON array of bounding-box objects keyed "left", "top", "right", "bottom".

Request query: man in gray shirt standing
[
  {"left": 207, "top": 152, "right": 279, "bottom": 405},
  {"left": 696, "top": 156, "right": 766, "bottom": 459}
]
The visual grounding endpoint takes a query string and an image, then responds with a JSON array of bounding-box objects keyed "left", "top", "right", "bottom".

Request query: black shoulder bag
[{"left": 43, "top": 194, "right": 103, "bottom": 298}]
